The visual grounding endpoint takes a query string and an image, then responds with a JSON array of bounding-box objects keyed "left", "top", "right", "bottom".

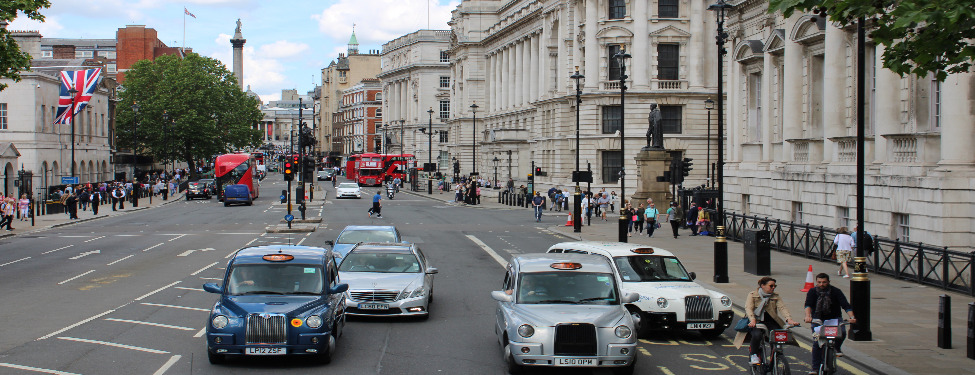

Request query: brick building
[{"left": 335, "top": 79, "right": 383, "bottom": 154}]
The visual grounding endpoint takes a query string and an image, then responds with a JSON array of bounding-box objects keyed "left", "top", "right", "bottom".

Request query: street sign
[
  {"left": 285, "top": 214, "right": 294, "bottom": 222},
  {"left": 61, "top": 177, "right": 79, "bottom": 185}
]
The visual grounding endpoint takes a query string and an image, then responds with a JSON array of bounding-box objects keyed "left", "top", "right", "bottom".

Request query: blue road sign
[
  {"left": 280, "top": 194, "right": 286, "bottom": 201},
  {"left": 61, "top": 177, "right": 79, "bottom": 185},
  {"left": 285, "top": 214, "right": 295, "bottom": 222}
]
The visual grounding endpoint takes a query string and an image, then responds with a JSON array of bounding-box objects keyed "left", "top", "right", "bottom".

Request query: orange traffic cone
[
  {"left": 565, "top": 213, "right": 574, "bottom": 227},
  {"left": 800, "top": 265, "right": 815, "bottom": 292}
]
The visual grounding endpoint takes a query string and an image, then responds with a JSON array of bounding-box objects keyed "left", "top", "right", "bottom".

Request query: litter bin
[{"left": 743, "top": 228, "right": 771, "bottom": 276}]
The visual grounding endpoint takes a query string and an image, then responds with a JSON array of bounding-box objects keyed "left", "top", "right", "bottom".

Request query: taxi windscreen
[
  {"left": 227, "top": 264, "right": 324, "bottom": 295},
  {"left": 336, "top": 230, "right": 397, "bottom": 244},
  {"left": 613, "top": 255, "right": 691, "bottom": 282},
  {"left": 517, "top": 272, "right": 618, "bottom": 305},
  {"left": 338, "top": 252, "right": 420, "bottom": 273}
]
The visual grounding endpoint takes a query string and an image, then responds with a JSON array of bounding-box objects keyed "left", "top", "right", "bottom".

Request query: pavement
[{"left": 406, "top": 186, "right": 974, "bottom": 375}]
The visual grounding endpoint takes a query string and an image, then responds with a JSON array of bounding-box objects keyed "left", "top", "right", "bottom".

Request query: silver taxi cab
[
  {"left": 492, "top": 253, "right": 639, "bottom": 375},
  {"left": 547, "top": 241, "right": 734, "bottom": 337}
]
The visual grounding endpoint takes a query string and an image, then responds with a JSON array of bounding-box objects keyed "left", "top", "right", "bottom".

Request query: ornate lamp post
[
  {"left": 422, "top": 108, "right": 435, "bottom": 194},
  {"left": 131, "top": 103, "right": 140, "bottom": 181},
  {"left": 492, "top": 157, "right": 499, "bottom": 188},
  {"left": 162, "top": 111, "right": 171, "bottom": 172},
  {"left": 704, "top": 97, "right": 714, "bottom": 187},
  {"left": 470, "top": 102, "right": 479, "bottom": 205},
  {"left": 708, "top": 0, "right": 732, "bottom": 283},
  {"left": 382, "top": 123, "right": 388, "bottom": 154},
  {"left": 613, "top": 48, "right": 631, "bottom": 243},
  {"left": 571, "top": 66, "right": 584, "bottom": 233},
  {"left": 68, "top": 88, "right": 78, "bottom": 179}
]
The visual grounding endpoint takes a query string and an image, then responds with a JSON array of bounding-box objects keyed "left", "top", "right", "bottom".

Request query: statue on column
[
  {"left": 645, "top": 103, "right": 664, "bottom": 150},
  {"left": 235, "top": 19, "right": 242, "bottom": 34}
]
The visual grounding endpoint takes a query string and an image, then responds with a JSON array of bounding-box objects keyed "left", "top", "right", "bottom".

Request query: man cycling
[
  {"left": 804, "top": 273, "right": 856, "bottom": 373},
  {"left": 392, "top": 177, "right": 402, "bottom": 193}
]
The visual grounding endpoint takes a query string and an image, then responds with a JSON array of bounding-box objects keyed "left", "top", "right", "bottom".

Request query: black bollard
[
  {"left": 968, "top": 303, "right": 975, "bottom": 359},
  {"left": 939, "top": 294, "right": 951, "bottom": 349}
]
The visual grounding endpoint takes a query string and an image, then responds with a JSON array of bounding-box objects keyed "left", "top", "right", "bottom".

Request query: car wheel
[
  {"left": 186, "top": 196, "right": 191, "bottom": 201},
  {"left": 504, "top": 344, "right": 524, "bottom": 375},
  {"left": 207, "top": 349, "right": 226, "bottom": 364},
  {"left": 223, "top": 202, "right": 229, "bottom": 207}
]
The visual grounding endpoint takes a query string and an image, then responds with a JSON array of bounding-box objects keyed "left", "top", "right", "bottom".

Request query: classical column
[
  {"left": 502, "top": 47, "right": 510, "bottom": 110},
  {"left": 632, "top": 0, "right": 649, "bottom": 89},
  {"left": 938, "top": 71, "right": 975, "bottom": 167},
  {"left": 872, "top": 45, "right": 900, "bottom": 164},
  {"left": 584, "top": 0, "right": 599, "bottom": 90},
  {"left": 516, "top": 39, "right": 525, "bottom": 107},
  {"left": 530, "top": 35, "right": 539, "bottom": 103},
  {"left": 688, "top": 0, "right": 704, "bottom": 89},
  {"left": 822, "top": 23, "right": 847, "bottom": 162},
  {"left": 762, "top": 52, "right": 774, "bottom": 161},
  {"left": 496, "top": 52, "right": 503, "bottom": 111}
]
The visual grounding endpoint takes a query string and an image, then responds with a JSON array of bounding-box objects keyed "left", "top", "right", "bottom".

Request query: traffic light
[
  {"left": 527, "top": 173, "right": 534, "bottom": 183},
  {"left": 534, "top": 167, "right": 541, "bottom": 174},
  {"left": 302, "top": 156, "right": 315, "bottom": 181},
  {"left": 680, "top": 157, "right": 693, "bottom": 178},
  {"left": 283, "top": 161, "right": 294, "bottom": 181},
  {"left": 453, "top": 161, "right": 460, "bottom": 174}
]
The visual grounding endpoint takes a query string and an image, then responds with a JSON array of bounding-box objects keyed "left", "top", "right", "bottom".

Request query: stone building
[
  {"left": 319, "top": 32, "right": 381, "bottom": 164},
  {"left": 334, "top": 79, "right": 383, "bottom": 154},
  {"left": 447, "top": 0, "right": 719, "bottom": 193},
  {"left": 724, "top": 1, "right": 975, "bottom": 249}
]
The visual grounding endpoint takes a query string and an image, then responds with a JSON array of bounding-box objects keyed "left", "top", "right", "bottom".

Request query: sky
[{"left": 9, "top": 0, "right": 460, "bottom": 103}]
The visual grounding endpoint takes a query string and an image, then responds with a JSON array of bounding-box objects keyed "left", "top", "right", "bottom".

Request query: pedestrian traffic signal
[
  {"left": 284, "top": 161, "right": 294, "bottom": 181},
  {"left": 302, "top": 156, "right": 315, "bottom": 181},
  {"left": 453, "top": 161, "right": 460, "bottom": 174},
  {"left": 681, "top": 157, "right": 693, "bottom": 178},
  {"left": 527, "top": 173, "right": 534, "bottom": 183}
]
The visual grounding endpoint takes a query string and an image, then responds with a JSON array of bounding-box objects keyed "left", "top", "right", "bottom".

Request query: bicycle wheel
[
  {"left": 823, "top": 345, "right": 836, "bottom": 375},
  {"left": 772, "top": 352, "right": 791, "bottom": 375},
  {"left": 750, "top": 364, "right": 764, "bottom": 375}
]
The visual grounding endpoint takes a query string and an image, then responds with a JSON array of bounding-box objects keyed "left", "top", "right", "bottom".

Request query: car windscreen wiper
[
  {"left": 240, "top": 290, "right": 284, "bottom": 295},
  {"left": 290, "top": 292, "right": 322, "bottom": 295},
  {"left": 535, "top": 299, "right": 576, "bottom": 304},
  {"left": 578, "top": 297, "right": 614, "bottom": 303}
]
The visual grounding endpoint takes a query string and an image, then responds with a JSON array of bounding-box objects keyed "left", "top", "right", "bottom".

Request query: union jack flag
[{"left": 54, "top": 68, "right": 102, "bottom": 125}]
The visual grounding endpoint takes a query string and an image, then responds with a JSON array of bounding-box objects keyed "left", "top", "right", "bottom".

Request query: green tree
[
  {"left": 769, "top": 0, "right": 975, "bottom": 80},
  {"left": 0, "top": 0, "right": 51, "bottom": 91},
  {"left": 115, "top": 53, "right": 264, "bottom": 180}
]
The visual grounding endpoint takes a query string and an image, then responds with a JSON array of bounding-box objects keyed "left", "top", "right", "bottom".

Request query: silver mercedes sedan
[{"left": 338, "top": 242, "right": 437, "bottom": 319}]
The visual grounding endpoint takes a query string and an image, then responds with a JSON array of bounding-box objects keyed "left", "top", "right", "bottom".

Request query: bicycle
[
  {"left": 811, "top": 319, "right": 851, "bottom": 375},
  {"left": 750, "top": 323, "right": 800, "bottom": 375}
]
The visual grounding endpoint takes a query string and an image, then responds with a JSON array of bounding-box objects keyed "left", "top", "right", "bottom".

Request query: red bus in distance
[{"left": 215, "top": 153, "right": 260, "bottom": 201}]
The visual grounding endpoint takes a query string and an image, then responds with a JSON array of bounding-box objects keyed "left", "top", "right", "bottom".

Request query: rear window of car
[
  {"left": 336, "top": 230, "right": 397, "bottom": 244},
  {"left": 338, "top": 183, "right": 359, "bottom": 189},
  {"left": 338, "top": 251, "right": 420, "bottom": 273}
]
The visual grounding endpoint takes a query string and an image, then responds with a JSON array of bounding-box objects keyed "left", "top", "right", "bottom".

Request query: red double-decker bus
[
  {"left": 352, "top": 153, "right": 416, "bottom": 186},
  {"left": 382, "top": 154, "right": 416, "bottom": 181},
  {"left": 215, "top": 153, "right": 260, "bottom": 201},
  {"left": 344, "top": 154, "right": 361, "bottom": 181}
]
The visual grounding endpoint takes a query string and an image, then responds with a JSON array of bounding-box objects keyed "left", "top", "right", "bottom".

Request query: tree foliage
[
  {"left": 115, "top": 53, "right": 264, "bottom": 180},
  {"left": 769, "top": 0, "right": 975, "bottom": 81},
  {"left": 0, "top": 0, "right": 51, "bottom": 91}
]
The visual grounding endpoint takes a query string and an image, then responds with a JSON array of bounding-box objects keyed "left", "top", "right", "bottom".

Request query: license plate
[
  {"left": 245, "top": 347, "right": 285, "bottom": 355},
  {"left": 555, "top": 357, "right": 595, "bottom": 366},
  {"left": 687, "top": 322, "right": 715, "bottom": 329},
  {"left": 359, "top": 303, "right": 389, "bottom": 310}
]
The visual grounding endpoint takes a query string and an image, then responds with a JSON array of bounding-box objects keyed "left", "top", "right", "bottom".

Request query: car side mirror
[
  {"left": 689, "top": 272, "right": 697, "bottom": 280},
  {"left": 491, "top": 290, "right": 513, "bottom": 302},
  {"left": 622, "top": 292, "right": 640, "bottom": 304},
  {"left": 203, "top": 283, "right": 222, "bottom": 294},
  {"left": 425, "top": 267, "right": 439, "bottom": 274},
  {"left": 329, "top": 283, "right": 349, "bottom": 295},
  {"left": 324, "top": 240, "right": 334, "bottom": 247}
]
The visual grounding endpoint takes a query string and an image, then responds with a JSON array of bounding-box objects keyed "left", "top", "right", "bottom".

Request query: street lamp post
[
  {"left": 162, "top": 111, "right": 170, "bottom": 173},
  {"left": 382, "top": 123, "right": 388, "bottom": 154},
  {"left": 470, "top": 102, "right": 479, "bottom": 205},
  {"left": 613, "top": 48, "right": 630, "bottom": 243},
  {"left": 68, "top": 88, "right": 78, "bottom": 179},
  {"left": 423, "top": 108, "right": 434, "bottom": 195},
  {"left": 571, "top": 66, "right": 584, "bottom": 233},
  {"left": 704, "top": 97, "right": 714, "bottom": 187},
  {"left": 132, "top": 103, "right": 140, "bottom": 181},
  {"left": 708, "top": 0, "right": 732, "bottom": 283},
  {"left": 492, "top": 157, "right": 499, "bottom": 189}
]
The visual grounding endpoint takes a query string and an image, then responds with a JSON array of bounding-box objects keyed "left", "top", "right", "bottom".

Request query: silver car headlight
[
  {"left": 409, "top": 286, "right": 426, "bottom": 298},
  {"left": 720, "top": 295, "right": 732, "bottom": 307},
  {"left": 656, "top": 297, "right": 669, "bottom": 309},
  {"left": 211, "top": 315, "right": 229, "bottom": 329},
  {"left": 615, "top": 325, "right": 632, "bottom": 338},
  {"left": 517, "top": 324, "right": 535, "bottom": 338},
  {"left": 305, "top": 315, "right": 323, "bottom": 329}
]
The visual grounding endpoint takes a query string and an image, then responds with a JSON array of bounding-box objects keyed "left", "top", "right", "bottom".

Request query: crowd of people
[{"left": 33, "top": 169, "right": 191, "bottom": 222}]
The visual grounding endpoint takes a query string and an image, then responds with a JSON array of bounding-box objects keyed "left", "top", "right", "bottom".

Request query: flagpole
[{"left": 182, "top": 10, "right": 186, "bottom": 51}]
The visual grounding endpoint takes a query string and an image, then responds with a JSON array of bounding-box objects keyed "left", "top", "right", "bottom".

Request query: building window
[
  {"left": 749, "top": 73, "right": 762, "bottom": 141},
  {"left": 75, "top": 50, "right": 93, "bottom": 58},
  {"left": 439, "top": 130, "right": 448, "bottom": 143},
  {"left": 931, "top": 77, "right": 942, "bottom": 130},
  {"left": 439, "top": 100, "right": 450, "bottom": 119},
  {"left": 742, "top": 194, "right": 751, "bottom": 216},
  {"left": 792, "top": 201, "right": 803, "bottom": 224},
  {"left": 602, "top": 151, "right": 622, "bottom": 183},
  {"left": 658, "top": 0, "right": 679, "bottom": 18},
  {"left": 657, "top": 44, "right": 679, "bottom": 80},
  {"left": 440, "top": 76, "right": 450, "bottom": 88},
  {"left": 894, "top": 213, "right": 910, "bottom": 242},
  {"left": 0, "top": 103, "right": 6, "bottom": 130},
  {"left": 660, "top": 105, "right": 682, "bottom": 133},
  {"left": 376, "top": 108, "right": 383, "bottom": 117},
  {"left": 104, "top": 51, "right": 117, "bottom": 59},
  {"left": 41, "top": 51, "right": 52, "bottom": 58},
  {"left": 838, "top": 206, "right": 850, "bottom": 229},
  {"left": 608, "top": 0, "right": 626, "bottom": 19},
  {"left": 440, "top": 50, "right": 449, "bottom": 63},
  {"left": 375, "top": 92, "right": 382, "bottom": 100},
  {"left": 339, "top": 71, "right": 346, "bottom": 78},
  {"left": 601, "top": 105, "right": 622, "bottom": 134},
  {"left": 608, "top": 45, "right": 623, "bottom": 81}
]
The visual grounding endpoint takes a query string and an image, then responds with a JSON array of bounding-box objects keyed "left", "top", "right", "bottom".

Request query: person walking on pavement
[
  {"left": 66, "top": 192, "right": 79, "bottom": 220},
  {"left": 804, "top": 273, "right": 856, "bottom": 372},
  {"left": 634, "top": 203, "right": 646, "bottom": 234},
  {"left": 368, "top": 190, "right": 383, "bottom": 218},
  {"left": 111, "top": 186, "right": 126, "bottom": 210},
  {"left": 597, "top": 193, "right": 611, "bottom": 221},
  {"left": 644, "top": 203, "right": 660, "bottom": 237},
  {"left": 581, "top": 192, "right": 593, "bottom": 226},
  {"left": 735, "top": 277, "right": 799, "bottom": 366},
  {"left": 851, "top": 225, "right": 874, "bottom": 256},
  {"left": 667, "top": 201, "right": 681, "bottom": 238},
  {"left": 686, "top": 202, "right": 700, "bottom": 235},
  {"left": 531, "top": 192, "right": 546, "bottom": 222},
  {"left": 832, "top": 227, "right": 854, "bottom": 278},
  {"left": 1, "top": 197, "right": 15, "bottom": 230},
  {"left": 90, "top": 190, "right": 101, "bottom": 215},
  {"left": 609, "top": 191, "right": 618, "bottom": 212},
  {"left": 18, "top": 194, "right": 30, "bottom": 222},
  {"left": 625, "top": 202, "right": 636, "bottom": 236}
]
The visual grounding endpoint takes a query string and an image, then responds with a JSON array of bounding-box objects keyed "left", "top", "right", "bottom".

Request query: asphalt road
[{"left": 0, "top": 178, "right": 869, "bottom": 375}]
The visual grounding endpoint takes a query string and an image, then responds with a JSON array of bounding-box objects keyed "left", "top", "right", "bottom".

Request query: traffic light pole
[{"left": 298, "top": 99, "right": 306, "bottom": 220}]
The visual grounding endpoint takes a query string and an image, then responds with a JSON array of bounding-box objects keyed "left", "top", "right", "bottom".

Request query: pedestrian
[
  {"left": 625, "top": 202, "right": 636, "bottom": 236},
  {"left": 832, "top": 227, "right": 854, "bottom": 278},
  {"left": 686, "top": 202, "right": 699, "bottom": 235},
  {"left": 554, "top": 190, "right": 564, "bottom": 212},
  {"left": 667, "top": 201, "right": 681, "bottom": 238},
  {"left": 531, "top": 192, "right": 545, "bottom": 222},
  {"left": 597, "top": 193, "right": 611, "bottom": 221},
  {"left": 547, "top": 186, "right": 557, "bottom": 211},
  {"left": 79, "top": 188, "right": 89, "bottom": 211},
  {"left": 90, "top": 190, "right": 100, "bottom": 215},
  {"left": 734, "top": 277, "right": 799, "bottom": 366},
  {"left": 581, "top": 192, "right": 593, "bottom": 226},
  {"left": 609, "top": 191, "right": 618, "bottom": 212},
  {"left": 634, "top": 203, "right": 645, "bottom": 233},
  {"left": 66, "top": 192, "right": 79, "bottom": 219},
  {"left": 0, "top": 197, "right": 15, "bottom": 230},
  {"left": 111, "top": 187, "right": 126, "bottom": 210},
  {"left": 851, "top": 225, "right": 874, "bottom": 257},
  {"left": 804, "top": 273, "right": 857, "bottom": 370},
  {"left": 645, "top": 202, "right": 660, "bottom": 237},
  {"left": 368, "top": 190, "right": 383, "bottom": 218},
  {"left": 506, "top": 178, "right": 514, "bottom": 195},
  {"left": 18, "top": 194, "right": 30, "bottom": 221},
  {"left": 161, "top": 180, "right": 169, "bottom": 200},
  {"left": 59, "top": 190, "right": 70, "bottom": 216}
]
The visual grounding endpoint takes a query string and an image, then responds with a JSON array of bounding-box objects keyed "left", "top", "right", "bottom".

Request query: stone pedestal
[{"left": 632, "top": 149, "right": 673, "bottom": 207}]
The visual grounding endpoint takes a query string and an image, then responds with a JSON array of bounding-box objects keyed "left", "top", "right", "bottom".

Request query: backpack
[{"left": 860, "top": 233, "right": 874, "bottom": 256}]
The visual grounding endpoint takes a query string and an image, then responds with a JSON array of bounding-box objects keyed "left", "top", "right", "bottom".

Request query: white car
[
  {"left": 546, "top": 241, "right": 734, "bottom": 338},
  {"left": 335, "top": 182, "right": 362, "bottom": 199}
]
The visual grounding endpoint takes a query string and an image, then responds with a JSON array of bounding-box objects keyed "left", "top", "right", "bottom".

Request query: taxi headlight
[
  {"left": 211, "top": 315, "right": 229, "bottom": 329},
  {"left": 517, "top": 324, "right": 535, "bottom": 338},
  {"left": 656, "top": 297, "right": 669, "bottom": 309},
  {"left": 720, "top": 296, "right": 732, "bottom": 307},
  {"left": 615, "top": 325, "right": 632, "bottom": 338},
  {"left": 306, "top": 315, "right": 323, "bottom": 329}
]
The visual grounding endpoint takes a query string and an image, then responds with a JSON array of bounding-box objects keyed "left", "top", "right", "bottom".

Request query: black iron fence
[{"left": 708, "top": 211, "right": 975, "bottom": 296}]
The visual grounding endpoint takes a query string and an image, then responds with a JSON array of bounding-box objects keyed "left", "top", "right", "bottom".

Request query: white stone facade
[{"left": 725, "top": 0, "right": 975, "bottom": 250}]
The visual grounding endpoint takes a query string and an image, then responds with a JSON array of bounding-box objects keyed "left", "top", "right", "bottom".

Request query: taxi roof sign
[
  {"left": 550, "top": 262, "right": 583, "bottom": 270},
  {"left": 631, "top": 248, "right": 655, "bottom": 254},
  {"left": 263, "top": 254, "right": 295, "bottom": 262}
]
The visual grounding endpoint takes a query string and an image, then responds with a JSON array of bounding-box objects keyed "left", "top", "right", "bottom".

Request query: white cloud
[
  {"left": 259, "top": 41, "right": 310, "bottom": 59},
  {"left": 7, "top": 14, "right": 64, "bottom": 37},
  {"left": 312, "top": 0, "right": 459, "bottom": 47}
]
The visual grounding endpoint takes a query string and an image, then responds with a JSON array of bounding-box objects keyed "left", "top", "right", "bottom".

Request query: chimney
[{"left": 53, "top": 45, "right": 76, "bottom": 59}]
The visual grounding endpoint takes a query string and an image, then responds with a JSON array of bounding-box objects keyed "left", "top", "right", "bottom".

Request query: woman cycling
[{"left": 734, "top": 277, "right": 799, "bottom": 366}]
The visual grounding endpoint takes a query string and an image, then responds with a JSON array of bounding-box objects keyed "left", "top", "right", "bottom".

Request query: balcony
[
  {"left": 882, "top": 133, "right": 941, "bottom": 165},
  {"left": 653, "top": 79, "right": 686, "bottom": 90}
]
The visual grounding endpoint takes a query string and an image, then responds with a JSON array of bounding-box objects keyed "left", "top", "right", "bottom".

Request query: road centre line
[
  {"left": 104, "top": 318, "right": 195, "bottom": 331},
  {"left": 194, "top": 327, "right": 207, "bottom": 338},
  {"left": 57, "top": 337, "right": 168, "bottom": 354},
  {"left": 83, "top": 236, "right": 106, "bottom": 243},
  {"left": 0, "top": 257, "right": 31, "bottom": 267},
  {"left": 167, "top": 234, "right": 188, "bottom": 242},
  {"left": 174, "top": 286, "right": 204, "bottom": 292},
  {"left": 106, "top": 254, "right": 135, "bottom": 265},
  {"left": 135, "top": 281, "right": 181, "bottom": 301},
  {"left": 466, "top": 235, "right": 507, "bottom": 267},
  {"left": 142, "top": 243, "right": 164, "bottom": 252},
  {"left": 43, "top": 245, "right": 74, "bottom": 254},
  {"left": 0, "top": 363, "right": 81, "bottom": 375},
  {"left": 191, "top": 262, "right": 219, "bottom": 276},
  {"left": 58, "top": 270, "right": 96, "bottom": 285},
  {"left": 140, "top": 302, "right": 210, "bottom": 312},
  {"left": 152, "top": 355, "right": 182, "bottom": 375},
  {"left": 38, "top": 309, "right": 116, "bottom": 340}
]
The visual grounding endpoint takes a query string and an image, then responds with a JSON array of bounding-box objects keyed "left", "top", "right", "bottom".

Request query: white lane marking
[
  {"left": 38, "top": 309, "right": 116, "bottom": 340},
  {"left": 115, "top": 234, "right": 140, "bottom": 237},
  {"left": 107, "top": 254, "right": 135, "bottom": 265},
  {"left": 244, "top": 238, "right": 258, "bottom": 246},
  {"left": 60, "top": 235, "right": 90, "bottom": 238},
  {"left": 167, "top": 234, "right": 188, "bottom": 242},
  {"left": 296, "top": 237, "right": 307, "bottom": 246},
  {"left": 43, "top": 245, "right": 74, "bottom": 254},
  {"left": 216, "top": 232, "right": 262, "bottom": 235},
  {"left": 174, "top": 286, "right": 204, "bottom": 292},
  {"left": 69, "top": 250, "right": 100, "bottom": 260},
  {"left": 200, "top": 277, "right": 222, "bottom": 280},
  {"left": 58, "top": 270, "right": 96, "bottom": 285},
  {"left": 0, "top": 363, "right": 81, "bottom": 375},
  {"left": 193, "top": 327, "right": 207, "bottom": 338},
  {"left": 143, "top": 243, "right": 164, "bottom": 252},
  {"left": 140, "top": 302, "right": 210, "bottom": 312},
  {"left": 0, "top": 257, "right": 31, "bottom": 267},
  {"left": 83, "top": 235, "right": 106, "bottom": 243},
  {"left": 58, "top": 336, "right": 169, "bottom": 354},
  {"left": 466, "top": 235, "right": 507, "bottom": 267},
  {"left": 152, "top": 355, "right": 182, "bottom": 375},
  {"left": 191, "top": 262, "right": 219, "bottom": 276},
  {"left": 104, "top": 318, "right": 195, "bottom": 331},
  {"left": 134, "top": 281, "right": 180, "bottom": 301},
  {"left": 177, "top": 248, "right": 215, "bottom": 257}
]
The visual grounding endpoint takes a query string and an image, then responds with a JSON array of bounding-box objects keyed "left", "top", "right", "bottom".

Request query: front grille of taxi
[
  {"left": 685, "top": 295, "right": 714, "bottom": 321},
  {"left": 245, "top": 314, "right": 287, "bottom": 344},
  {"left": 349, "top": 290, "right": 399, "bottom": 302},
  {"left": 554, "top": 323, "right": 597, "bottom": 356}
]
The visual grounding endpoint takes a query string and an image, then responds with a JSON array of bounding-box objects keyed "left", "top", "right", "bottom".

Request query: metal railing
[{"left": 707, "top": 211, "right": 975, "bottom": 296}]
